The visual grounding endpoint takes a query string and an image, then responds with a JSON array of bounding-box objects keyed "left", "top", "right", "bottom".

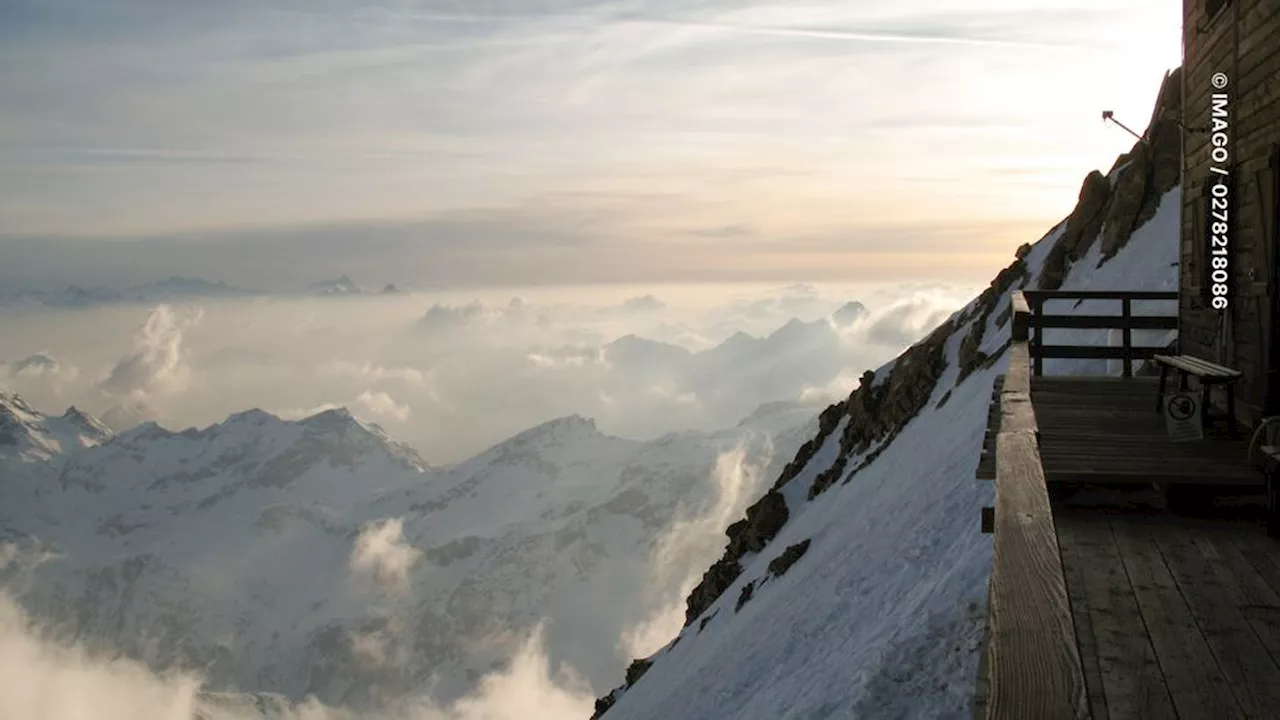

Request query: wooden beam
[
  {"left": 1029, "top": 315, "right": 1178, "bottom": 331},
  {"left": 985, "top": 339, "right": 1090, "bottom": 720},
  {"left": 1022, "top": 291, "right": 1179, "bottom": 301},
  {"left": 1036, "top": 346, "right": 1167, "bottom": 361},
  {"left": 1121, "top": 298, "right": 1133, "bottom": 378}
]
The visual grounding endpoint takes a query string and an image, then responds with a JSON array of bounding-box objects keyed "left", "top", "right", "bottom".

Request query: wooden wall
[{"left": 1180, "top": 0, "right": 1280, "bottom": 424}]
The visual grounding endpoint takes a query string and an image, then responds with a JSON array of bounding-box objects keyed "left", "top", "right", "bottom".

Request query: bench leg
[
  {"left": 1268, "top": 472, "right": 1280, "bottom": 539},
  {"left": 1226, "top": 384, "right": 1239, "bottom": 438},
  {"left": 1201, "top": 383, "right": 1212, "bottom": 431},
  {"left": 1156, "top": 365, "right": 1169, "bottom": 413}
]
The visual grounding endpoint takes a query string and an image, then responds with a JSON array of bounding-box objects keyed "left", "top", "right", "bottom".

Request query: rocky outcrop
[
  {"left": 625, "top": 658, "right": 652, "bottom": 685},
  {"left": 591, "top": 692, "right": 618, "bottom": 720},
  {"left": 808, "top": 318, "right": 954, "bottom": 499},
  {"left": 683, "top": 490, "right": 789, "bottom": 625},
  {"left": 1099, "top": 67, "right": 1183, "bottom": 262},
  {"left": 735, "top": 581, "right": 756, "bottom": 612},
  {"left": 1040, "top": 171, "right": 1110, "bottom": 290},
  {"left": 1041, "top": 67, "right": 1183, "bottom": 288},
  {"left": 956, "top": 254, "right": 1031, "bottom": 382},
  {"left": 767, "top": 539, "right": 811, "bottom": 578},
  {"left": 769, "top": 401, "right": 848, "bottom": 492}
]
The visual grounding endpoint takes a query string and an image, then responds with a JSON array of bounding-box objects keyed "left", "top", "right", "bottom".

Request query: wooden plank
[
  {"left": 988, "top": 429, "right": 1089, "bottom": 720},
  {"left": 1121, "top": 298, "right": 1133, "bottom": 378},
  {"left": 1149, "top": 523, "right": 1280, "bottom": 719},
  {"left": 1030, "top": 315, "right": 1178, "bottom": 331},
  {"left": 1112, "top": 522, "right": 1246, "bottom": 720},
  {"left": 986, "top": 339, "right": 1088, "bottom": 720},
  {"left": 1058, "top": 521, "right": 1112, "bottom": 720},
  {"left": 1056, "top": 513, "right": 1173, "bottom": 720},
  {"left": 1023, "top": 291, "right": 1179, "bottom": 301},
  {"left": 1037, "top": 346, "right": 1168, "bottom": 361},
  {"left": 1228, "top": 531, "right": 1280, "bottom": 607},
  {"left": 1043, "top": 472, "right": 1259, "bottom": 488},
  {"left": 1200, "top": 530, "right": 1280, "bottom": 670},
  {"left": 1154, "top": 354, "right": 1244, "bottom": 378}
]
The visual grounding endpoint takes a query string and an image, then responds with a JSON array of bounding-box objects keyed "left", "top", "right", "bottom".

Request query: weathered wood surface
[
  {"left": 1056, "top": 516, "right": 1171, "bottom": 720},
  {"left": 1110, "top": 520, "right": 1245, "bottom": 719},
  {"left": 985, "top": 340, "right": 1089, "bottom": 720},
  {"left": 1153, "top": 354, "right": 1244, "bottom": 379},
  {"left": 1031, "top": 376, "right": 1258, "bottom": 487},
  {"left": 1150, "top": 525, "right": 1280, "bottom": 718},
  {"left": 1056, "top": 510, "right": 1280, "bottom": 720}
]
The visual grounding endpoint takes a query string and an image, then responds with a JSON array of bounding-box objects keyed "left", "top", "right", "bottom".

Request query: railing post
[
  {"left": 1121, "top": 297, "right": 1133, "bottom": 378},
  {"left": 1011, "top": 292, "right": 1030, "bottom": 342},
  {"left": 1032, "top": 297, "right": 1044, "bottom": 377}
]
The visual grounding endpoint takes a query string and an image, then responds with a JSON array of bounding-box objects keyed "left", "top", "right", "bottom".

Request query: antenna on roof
[{"left": 1101, "top": 110, "right": 1146, "bottom": 144}]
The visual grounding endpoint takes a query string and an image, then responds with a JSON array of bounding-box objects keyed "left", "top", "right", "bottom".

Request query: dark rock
[
  {"left": 625, "top": 658, "right": 652, "bottom": 686},
  {"left": 767, "top": 539, "right": 812, "bottom": 577},
  {"left": 1100, "top": 68, "right": 1183, "bottom": 262},
  {"left": 957, "top": 255, "right": 1027, "bottom": 383},
  {"left": 734, "top": 581, "right": 756, "bottom": 612},
  {"left": 1040, "top": 172, "right": 1110, "bottom": 290},
  {"left": 684, "top": 556, "right": 743, "bottom": 626},
  {"left": 770, "top": 400, "right": 848, "bottom": 492},
  {"left": 683, "top": 489, "right": 788, "bottom": 625},
  {"left": 591, "top": 692, "right": 617, "bottom": 719},
  {"left": 809, "top": 319, "right": 954, "bottom": 499}
]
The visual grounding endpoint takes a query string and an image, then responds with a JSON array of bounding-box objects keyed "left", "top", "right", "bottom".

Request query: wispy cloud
[{"left": 0, "top": 0, "right": 1180, "bottom": 286}]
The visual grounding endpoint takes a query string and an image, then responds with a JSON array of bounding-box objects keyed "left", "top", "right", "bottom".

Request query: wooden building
[
  {"left": 1179, "top": 0, "right": 1280, "bottom": 425},
  {"left": 974, "top": 4, "right": 1280, "bottom": 719}
]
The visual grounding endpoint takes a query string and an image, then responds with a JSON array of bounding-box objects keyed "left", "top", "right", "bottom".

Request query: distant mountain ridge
[
  {"left": 0, "top": 388, "right": 818, "bottom": 710},
  {"left": 0, "top": 274, "right": 413, "bottom": 306}
]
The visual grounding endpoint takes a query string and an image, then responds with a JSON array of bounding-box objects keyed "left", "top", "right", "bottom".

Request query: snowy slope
[
  {"left": 0, "top": 391, "right": 818, "bottom": 709},
  {"left": 597, "top": 115, "right": 1184, "bottom": 719}
]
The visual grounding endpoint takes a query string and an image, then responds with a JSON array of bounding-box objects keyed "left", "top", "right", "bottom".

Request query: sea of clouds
[{"left": 0, "top": 281, "right": 974, "bottom": 463}]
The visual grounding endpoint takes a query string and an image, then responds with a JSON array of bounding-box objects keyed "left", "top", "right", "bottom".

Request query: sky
[{"left": 0, "top": 0, "right": 1181, "bottom": 290}]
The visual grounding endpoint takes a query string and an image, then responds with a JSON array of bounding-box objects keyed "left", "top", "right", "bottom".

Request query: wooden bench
[{"left": 1153, "top": 354, "right": 1243, "bottom": 435}]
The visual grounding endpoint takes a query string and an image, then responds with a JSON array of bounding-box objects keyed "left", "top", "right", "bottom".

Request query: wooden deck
[
  {"left": 978, "top": 291, "right": 1277, "bottom": 720},
  {"left": 978, "top": 377, "right": 1257, "bottom": 488},
  {"left": 1057, "top": 506, "right": 1280, "bottom": 720},
  {"left": 1034, "top": 376, "right": 1257, "bottom": 487}
]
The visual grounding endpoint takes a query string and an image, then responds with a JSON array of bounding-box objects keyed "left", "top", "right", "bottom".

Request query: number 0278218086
[{"left": 1207, "top": 179, "right": 1230, "bottom": 311}]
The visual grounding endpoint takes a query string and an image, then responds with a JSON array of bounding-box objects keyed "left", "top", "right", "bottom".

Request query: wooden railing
[
  {"left": 980, "top": 318, "right": 1090, "bottom": 720},
  {"left": 1017, "top": 290, "right": 1178, "bottom": 377}
]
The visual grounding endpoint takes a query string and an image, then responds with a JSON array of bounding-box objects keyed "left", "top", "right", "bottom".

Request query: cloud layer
[
  {"left": 0, "top": 282, "right": 976, "bottom": 463},
  {"left": 0, "top": 588, "right": 594, "bottom": 720}
]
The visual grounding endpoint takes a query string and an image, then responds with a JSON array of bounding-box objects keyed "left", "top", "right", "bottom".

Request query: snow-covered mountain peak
[
  {"left": 60, "top": 405, "right": 112, "bottom": 436},
  {"left": 0, "top": 393, "right": 113, "bottom": 464},
  {"left": 308, "top": 274, "right": 363, "bottom": 296},
  {"left": 499, "top": 413, "right": 601, "bottom": 449},
  {"left": 57, "top": 403, "right": 429, "bottom": 502},
  {"left": 832, "top": 300, "right": 869, "bottom": 327}
]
